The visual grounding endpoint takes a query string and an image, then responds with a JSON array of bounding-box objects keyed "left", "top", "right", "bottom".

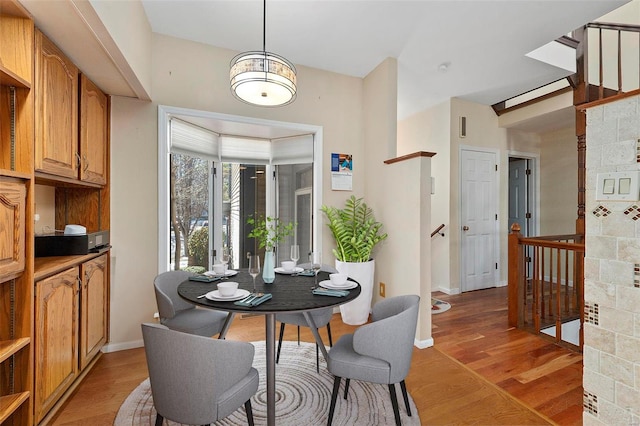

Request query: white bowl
[
  {"left": 217, "top": 281, "right": 238, "bottom": 297},
  {"left": 329, "top": 273, "right": 348, "bottom": 286},
  {"left": 281, "top": 261, "right": 296, "bottom": 271}
]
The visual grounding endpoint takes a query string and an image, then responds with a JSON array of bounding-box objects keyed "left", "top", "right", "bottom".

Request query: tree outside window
[{"left": 170, "top": 153, "right": 209, "bottom": 271}]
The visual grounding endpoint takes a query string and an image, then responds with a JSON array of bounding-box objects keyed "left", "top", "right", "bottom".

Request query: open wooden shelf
[
  {"left": 0, "top": 169, "right": 31, "bottom": 180},
  {"left": 0, "top": 66, "right": 30, "bottom": 89},
  {"left": 0, "top": 337, "right": 29, "bottom": 363},
  {"left": 0, "top": 391, "right": 30, "bottom": 424}
]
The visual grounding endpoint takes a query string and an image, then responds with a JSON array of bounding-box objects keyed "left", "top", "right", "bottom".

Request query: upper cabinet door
[
  {"left": 34, "top": 30, "right": 78, "bottom": 179},
  {"left": 79, "top": 74, "right": 108, "bottom": 185}
]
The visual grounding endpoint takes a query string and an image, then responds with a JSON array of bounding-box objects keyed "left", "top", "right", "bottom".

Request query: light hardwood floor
[{"left": 50, "top": 287, "right": 582, "bottom": 425}]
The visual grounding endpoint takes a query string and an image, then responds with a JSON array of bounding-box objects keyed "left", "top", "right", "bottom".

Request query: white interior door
[{"left": 460, "top": 148, "right": 498, "bottom": 292}]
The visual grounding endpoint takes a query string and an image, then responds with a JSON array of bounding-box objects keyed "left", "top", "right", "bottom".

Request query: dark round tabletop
[{"left": 178, "top": 269, "right": 361, "bottom": 314}]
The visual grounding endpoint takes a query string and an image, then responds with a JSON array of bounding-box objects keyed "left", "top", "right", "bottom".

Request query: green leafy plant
[
  {"left": 321, "top": 195, "right": 388, "bottom": 262},
  {"left": 247, "top": 215, "right": 295, "bottom": 251},
  {"left": 184, "top": 265, "right": 206, "bottom": 274},
  {"left": 188, "top": 226, "right": 209, "bottom": 267}
]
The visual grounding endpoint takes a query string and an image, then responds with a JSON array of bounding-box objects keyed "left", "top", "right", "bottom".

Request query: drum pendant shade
[{"left": 229, "top": 0, "right": 297, "bottom": 107}]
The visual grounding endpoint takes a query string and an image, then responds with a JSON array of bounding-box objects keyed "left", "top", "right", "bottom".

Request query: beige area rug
[{"left": 114, "top": 340, "right": 420, "bottom": 426}]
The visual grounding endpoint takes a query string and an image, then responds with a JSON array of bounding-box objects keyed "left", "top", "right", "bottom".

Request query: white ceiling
[{"left": 140, "top": 0, "right": 628, "bottom": 119}]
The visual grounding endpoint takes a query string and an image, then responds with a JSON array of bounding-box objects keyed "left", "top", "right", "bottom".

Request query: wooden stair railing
[
  {"left": 508, "top": 223, "right": 585, "bottom": 349},
  {"left": 574, "top": 22, "right": 640, "bottom": 107},
  {"left": 431, "top": 224, "right": 445, "bottom": 238}
]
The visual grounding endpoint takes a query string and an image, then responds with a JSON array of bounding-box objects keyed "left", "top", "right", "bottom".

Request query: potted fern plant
[{"left": 321, "top": 195, "right": 387, "bottom": 324}]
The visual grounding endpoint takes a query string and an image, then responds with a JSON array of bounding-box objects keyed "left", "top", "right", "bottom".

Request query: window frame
[{"left": 157, "top": 105, "right": 323, "bottom": 273}]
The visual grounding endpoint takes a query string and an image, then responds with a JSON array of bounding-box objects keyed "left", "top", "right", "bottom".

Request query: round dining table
[{"left": 178, "top": 269, "right": 360, "bottom": 426}]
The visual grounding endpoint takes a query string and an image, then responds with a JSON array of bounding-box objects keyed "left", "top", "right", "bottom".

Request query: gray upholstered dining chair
[
  {"left": 326, "top": 294, "right": 420, "bottom": 426},
  {"left": 154, "top": 270, "right": 228, "bottom": 337},
  {"left": 141, "top": 323, "right": 259, "bottom": 426},
  {"left": 276, "top": 263, "right": 336, "bottom": 372}
]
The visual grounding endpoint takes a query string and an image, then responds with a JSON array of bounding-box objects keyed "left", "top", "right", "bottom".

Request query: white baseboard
[
  {"left": 102, "top": 339, "right": 144, "bottom": 353},
  {"left": 414, "top": 337, "right": 434, "bottom": 349},
  {"left": 434, "top": 286, "right": 460, "bottom": 295},
  {"left": 497, "top": 280, "right": 507, "bottom": 288}
]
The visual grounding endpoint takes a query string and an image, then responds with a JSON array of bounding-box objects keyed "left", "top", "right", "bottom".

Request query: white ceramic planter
[{"left": 335, "top": 259, "right": 375, "bottom": 325}]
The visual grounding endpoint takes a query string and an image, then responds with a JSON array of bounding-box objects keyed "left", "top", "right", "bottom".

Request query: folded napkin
[
  {"left": 189, "top": 275, "right": 222, "bottom": 283},
  {"left": 234, "top": 293, "right": 272, "bottom": 307},
  {"left": 312, "top": 288, "right": 349, "bottom": 297}
]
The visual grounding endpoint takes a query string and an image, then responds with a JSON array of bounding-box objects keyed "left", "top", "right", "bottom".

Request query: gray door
[{"left": 509, "top": 158, "right": 529, "bottom": 235}]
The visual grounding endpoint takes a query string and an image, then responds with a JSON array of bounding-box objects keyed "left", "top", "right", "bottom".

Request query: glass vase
[{"left": 262, "top": 250, "right": 275, "bottom": 283}]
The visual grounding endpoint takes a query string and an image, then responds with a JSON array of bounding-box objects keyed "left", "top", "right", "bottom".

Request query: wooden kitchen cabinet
[
  {"left": 79, "top": 254, "right": 108, "bottom": 369},
  {"left": 0, "top": 177, "right": 26, "bottom": 280},
  {"left": 34, "top": 267, "right": 79, "bottom": 424},
  {"left": 79, "top": 75, "right": 108, "bottom": 185},
  {"left": 32, "top": 252, "right": 110, "bottom": 423},
  {"left": 34, "top": 30, "right": 78, "bottom": 180},
  {"left": 2, "top": 3, "right": 112, "bottom": 423},
  {"left": 0, "top": 2, "right": 33, "bottom": 424}
]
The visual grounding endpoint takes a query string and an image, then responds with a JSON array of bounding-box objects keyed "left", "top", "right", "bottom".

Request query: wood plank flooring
[
  {"left": 50, "top": 287, "right": 582, "bottom": 425},
  {"left": 432, "top": 286, "right": 583, "bottom": 425}
]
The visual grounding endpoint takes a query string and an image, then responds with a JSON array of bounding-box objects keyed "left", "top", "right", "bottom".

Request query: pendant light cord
[{"left": 262, "top": 0, "right": 267, "bottom": 53}]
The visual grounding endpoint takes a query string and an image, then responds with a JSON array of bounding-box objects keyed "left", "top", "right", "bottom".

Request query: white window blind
[
  {"left": 170, "top": 117, "right": 313, "bottom": 165},
  {"left": 170, "top": 118, "right": 219, "bottom": 161},
  {"left": 220, "top": 136, "right": 271, "bottom": 165},
  {"left": 271, "top": 135, "right": 313, "bottom": 165}
]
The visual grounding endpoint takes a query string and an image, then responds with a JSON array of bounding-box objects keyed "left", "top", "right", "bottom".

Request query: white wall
[
  {"left": 397, "top": 101, "right": 450, "bottom": 293},
  {"left": 539, "top": 126, "right": 578, "bottom": 235},
  {"left": 362, "top": 57, "right": 398, "bottom": 306},
  {"left": 88, "top": 0, "right": 153, "bottom": 99},
  {"left": 361, "top": 57, "right": 434, "bottom": 346},
  {"left": 107, "top": 33, "right": 384, "bottom": 348},
  {"left": 34, "top": 185, "right": 55, "bottom": 235},
  {"left": 109, "top": 96, "right": 158, "bottom": 349},
  {"left": 379, "top": 156, "right": 432, "bottom": 344}
]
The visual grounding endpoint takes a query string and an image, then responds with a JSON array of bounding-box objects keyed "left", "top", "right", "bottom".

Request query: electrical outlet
[{"left": 379, "top": 282, "right": 386, "bottom": 297}]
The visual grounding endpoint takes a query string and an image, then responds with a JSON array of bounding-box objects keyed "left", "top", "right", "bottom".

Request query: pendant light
[{"left": 230, "top": 0, "right": 297, "bottom": 107}]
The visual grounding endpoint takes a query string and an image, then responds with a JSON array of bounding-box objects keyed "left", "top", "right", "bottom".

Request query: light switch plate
[{"left": 596, "top": 171, "right": 640, "bottom": 201}]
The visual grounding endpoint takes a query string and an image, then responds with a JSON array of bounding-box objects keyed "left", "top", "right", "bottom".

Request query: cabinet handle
[
  {"left": 82, "top": 154, "right": 89, "bottom": 172},
  {"left": 76, "top": 152, "right": 81, "bottom": 170}
]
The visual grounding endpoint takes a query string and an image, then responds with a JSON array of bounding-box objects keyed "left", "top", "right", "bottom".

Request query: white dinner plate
[
  {"left": 205, "top": 288, "right": 250, "bottom": 301},
  {"left": 319, "top": 280, "right": 357, "bottom": 290},
  {"left": 274, "top": 266, "right": 304, "bottom": 274},
  {"left": 204, "top": 269, "right": 238, "bottom": 277}
]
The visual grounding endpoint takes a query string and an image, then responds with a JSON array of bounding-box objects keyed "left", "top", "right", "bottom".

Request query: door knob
[{"left": 462, "top": 226, "right": 469, "bottom": 231}]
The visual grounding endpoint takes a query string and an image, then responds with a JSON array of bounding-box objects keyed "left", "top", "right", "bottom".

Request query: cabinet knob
[{"left": 462, "top": 225, "right": 470, "bottom": 231}]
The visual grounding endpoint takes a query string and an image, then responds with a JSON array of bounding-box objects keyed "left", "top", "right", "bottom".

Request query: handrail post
[{"left": 508, "top": 223, "right": 523, "bottom": 327}]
